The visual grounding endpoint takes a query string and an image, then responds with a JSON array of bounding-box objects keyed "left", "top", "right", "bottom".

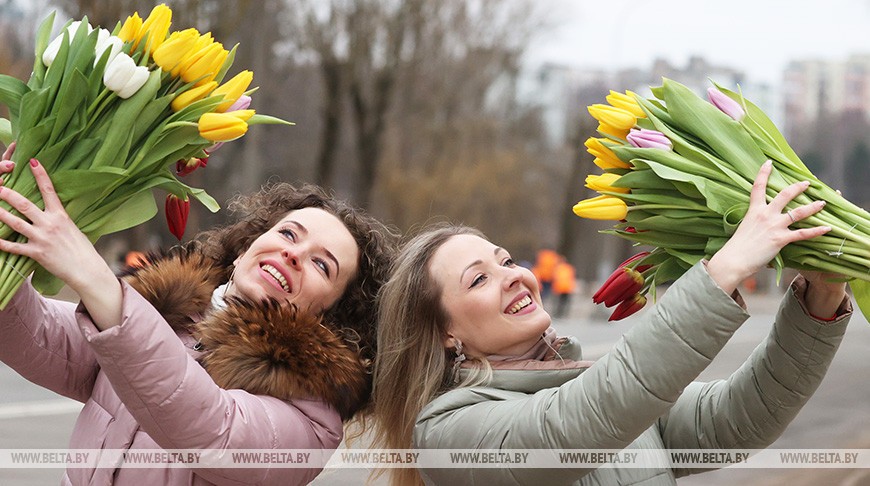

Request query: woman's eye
[
  {"left": 470, "top": 274, "right": 486, "bottom": 288},
  {"left": 279, "top": 228, "right": 296, "bottom": 241},
  {"left": 503, "top": 258, "right": 515, "bottom": 267},
  {"left": 314, "top": 258, "right": 330, "bottom": 277}
]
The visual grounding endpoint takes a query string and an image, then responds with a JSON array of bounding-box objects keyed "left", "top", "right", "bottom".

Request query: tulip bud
[
  {"left": 66, "top": 20, "right": 94, "bottom": 38},
  {"left": 608, "top": 294, "right": 647, "bottom": 321},
  {"left": 211, "top": 71, "right": 254, "bottom": 112},
  {"left": 42, "top": 35, "right": 65, "bottom": 67},
  {"left": 593, "top": 268, "right": 644, "bottom": 307},
  {"left": 585, "top": 137, "right": 630, "bottom": 170},
  {"left": 585, "top": 173, "right": 630, "bottom": 194},
  {"left": 171, "top": 81, "right": 217, "bottom": 112},
  {"left": 198, "top": 111, "right": 251, "bottom": 142},
  {"left": 707, "top": 87, "right": 745, "bottom": 121},
  {"left": 95, "top": 29, "right": 124, "bottom": 67},
  {"left": 152, "top": 28, "right": 200, "bottom": 73},
  {"left": 626, "top": 129, "right": 672, "bottom": 151},
  {"left": 175, "top": 156, "right": 207, "bottom": 176},
  {"left": 605, "top": 90, "right": 646, "bottom": 118},
  {"left": 181, "top": 42, "right": 228, "bottom": 85},
  {"left": 572, "top": 195, "right": 628, "bottom": 221},
  {"left": 103, "top": 53, "right": 150, "bottom": 99},
  {"left": 140, "top": 4, "right": 173, "bottom": 54},
  {"left": 118, "top": 13, "right": 143, "bottom": 44},
  {"left": 588, "top": 104, "right": 637, "bottom": 131},
  {"left": 165, "top": 194, "right": 190, "bottom": 240}
]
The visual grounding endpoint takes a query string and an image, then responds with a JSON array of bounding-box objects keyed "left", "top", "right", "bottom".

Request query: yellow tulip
[
  {"left": 588, "top": 104, "right": 636, "bottom": 131},
  {"left": 139, "top": 4, "right": 172, "bottom": 54},
  {"left": 152, "top": 28, "right": 200, "bottom": 73},
  {"left": 180, "top": 42, "right": 228, "bottom": 85},
  {"left": 605, "top": 90, "right": 646, "bottom": 118},
  {"left": 198, "top": 112, "right": 250, "bottom": 141},
  {"left": 211, "top": 71, "right": 254, "bottom": 112},
  {"left": 573, "top": 195, "right": 628, "bottom": 220},
  {"left": 585, "top": 173, "right": 630, "bottom": 194},
  {"left": 585, "top": 137, "right": 629, "bottom": 169},
  {"left": 118, "top": 13, "right": 143, "bottom": 44},
  {"left": 171, "top": 81, "right": 217, "bottom": 112},
  {"left": 597, "top": 123, "right": 629, "bottom": 141}
]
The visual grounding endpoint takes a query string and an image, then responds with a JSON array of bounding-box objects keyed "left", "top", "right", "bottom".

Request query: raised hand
[
  {"left": 0, "top": 158, "right": 121, "bottom": 328},
  {"left": 707, "top": 160, "right": 830, "bottom": 294},
  {"left": 1, "top": 142, "right": 14, "bottom": 174}
]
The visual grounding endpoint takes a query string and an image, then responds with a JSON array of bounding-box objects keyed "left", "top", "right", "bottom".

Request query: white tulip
[
  {"left": 94, "top": 29, "right": 124, "bottom": 66},
  {"left": 42, "top": 35, "right": 64, "bottom": 67},
  {"left": 103, "top": 53, "right": 150, "bottom": 99},
  {"left": 66, "top": 20, "right": 93, "bottom": 38}
]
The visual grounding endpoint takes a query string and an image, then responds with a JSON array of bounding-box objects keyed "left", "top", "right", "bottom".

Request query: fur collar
[{"left": 121, "top": 248, "right": 370, "bottom": 420}]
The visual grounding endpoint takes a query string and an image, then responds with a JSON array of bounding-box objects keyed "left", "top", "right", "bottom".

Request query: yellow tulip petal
[
  {"left": 573, "top": 195, "right": 628, "bottom": 220},
  {"left": 585, "top": 137, "right": 629, "bottom": 169},
  {"left": 585, "top": 173, "right": 630, "bottom": 194},
  {"left": 171, "top": 81, "right": 217, "bottom": 112},
  {"left": 605, "top": 90, "right": 646, "bottom": 118},
  {"left": 588, "top": 104, "right": 636, "bottom": 131},
  {"left": 597, "top": 123, "right": 629, "bottom": 140},
  {"left": 140, "top": 4, "right": 173, "bottom": 54},
  {"left": 118, "top": 13, "right": 143, "bottom": 44},
  {"left": 212, "top": 70, "right": 254, "bottom": 111}
]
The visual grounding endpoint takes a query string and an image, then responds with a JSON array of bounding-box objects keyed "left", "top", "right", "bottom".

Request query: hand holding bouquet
[
  {"left": 0, "top": 4, "right": 290, "bottom": 307},
  {"left": 576, "top": 79, "right": 870, "bottom": 319}
]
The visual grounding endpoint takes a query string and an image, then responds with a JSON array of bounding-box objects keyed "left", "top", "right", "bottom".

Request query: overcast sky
[{"left": 529, "top": 0, "right": 870, "bottom": 85}]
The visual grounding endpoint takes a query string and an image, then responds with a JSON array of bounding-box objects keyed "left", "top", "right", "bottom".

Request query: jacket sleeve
[
  {"left": 0, "top": 279, "right": 98, "bottom": 402},
  {"left": 658, "top": 275, "right": 850, "bottom": 478},
  {"left": 414, "top": 262, "right": 750, "bottom": 485},
  {"left": 76, "top": 280, "right": 342, "bottom": 486}
]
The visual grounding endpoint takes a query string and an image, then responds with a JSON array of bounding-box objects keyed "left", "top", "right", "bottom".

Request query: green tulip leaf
[
  {"left": 0, "top": 118, "right": 11, "bottom": 146},
  {"left": 850, "top": 280, "right": 870, "bottom": 321},
  {"left": 247, "top": 114, "right": 295, "bottom": 126}
]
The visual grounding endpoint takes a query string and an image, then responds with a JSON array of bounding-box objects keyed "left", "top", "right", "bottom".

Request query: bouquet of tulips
[
  {"left": 0, "top": 4, "right": 290, "bottom": 308},
  {"left": 575, "top": 78, "right": 870, "bottom": 320}
]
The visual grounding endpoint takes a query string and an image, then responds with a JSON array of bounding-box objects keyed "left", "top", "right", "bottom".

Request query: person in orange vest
[
  {"left": 532, "top": 249, "right": 559, "bottom": 305},
  {"left": 553, "top": 256, "right": 577, "bottom": 318}
]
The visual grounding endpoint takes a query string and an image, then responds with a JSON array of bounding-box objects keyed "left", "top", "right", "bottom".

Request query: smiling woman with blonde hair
[{"left": 372, "top": 162, "right": 851, "bottom": 485}]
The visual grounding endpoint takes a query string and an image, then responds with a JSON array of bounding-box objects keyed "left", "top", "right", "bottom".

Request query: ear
[
  {"left": 233, "top": 252, "right": 244, "bottom": 267},
  {"left": 443, "top": 333, "right": 457, "bottom": 349}
]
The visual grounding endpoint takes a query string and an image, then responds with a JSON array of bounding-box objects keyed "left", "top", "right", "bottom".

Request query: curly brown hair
[{"left": 195, "top": 182, "right": 399, "bottom": 368}]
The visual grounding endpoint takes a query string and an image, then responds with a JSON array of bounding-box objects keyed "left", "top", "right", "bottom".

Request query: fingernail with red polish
[{"left": 30, "top": 159, "right": 38, "bottom": 167}]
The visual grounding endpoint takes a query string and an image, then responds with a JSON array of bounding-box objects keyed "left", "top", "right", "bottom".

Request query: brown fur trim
[
  {"left": 121, "top": 249, "right": 224, "bottom": 330},
  {"left": 195, "top": 299, "right": 369, "bottom": 420},
  {"left": 121, "top": 247, "right": 369, "bottom": 419}
]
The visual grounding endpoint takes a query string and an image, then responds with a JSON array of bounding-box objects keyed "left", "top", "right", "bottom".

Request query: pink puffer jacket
[{"left": 0, "top": 279, "right": 344, "bottom": 485}]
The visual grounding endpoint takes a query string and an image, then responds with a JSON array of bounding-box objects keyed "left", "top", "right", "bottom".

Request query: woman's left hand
[
  {"left": 799, "top": 270, "right": 847, "bottom": 320},
  {"left": 0, "top": 158, "right": 109, "bottom": 293}
]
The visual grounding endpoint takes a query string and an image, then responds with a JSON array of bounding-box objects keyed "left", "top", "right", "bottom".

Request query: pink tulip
[
  {"left": 707, "top": 87, "right": 745, "bottom": 121},
  {"left": 626, "top": 129, "right": 672, "bottom": 151}
]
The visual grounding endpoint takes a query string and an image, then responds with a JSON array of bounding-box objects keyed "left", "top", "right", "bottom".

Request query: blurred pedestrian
[
  {"left": 552, "top": 256, "right": 576, "bottom": 318},
  {"left": 532, "top": 248, "right": 558, "bottom": 306}
]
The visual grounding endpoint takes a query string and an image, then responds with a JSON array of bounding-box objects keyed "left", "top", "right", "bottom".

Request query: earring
[
  {"left": 223, "top": 265, "right": 237, "bottom": 298},
  {"left": 451, "top": 340, "right": 466, "bottom": 383}
]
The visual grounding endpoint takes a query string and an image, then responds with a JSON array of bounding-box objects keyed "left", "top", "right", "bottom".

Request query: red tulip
[
  {"left": 593, "top": 267, "right": 644, "bottom": 307},
  {"left": 165, "top": 194, "right": 190, "bottom": 240},
  {"left": 608, "top": 294, "right": 647, "bottom": 321},
  {"left": 175, "top": 156, "right": 207, "bottom": 177}
]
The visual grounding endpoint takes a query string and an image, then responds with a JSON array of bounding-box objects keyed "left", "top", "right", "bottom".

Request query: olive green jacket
[{"left": 414, "top": 263, "right": 850, "bottom": 485}]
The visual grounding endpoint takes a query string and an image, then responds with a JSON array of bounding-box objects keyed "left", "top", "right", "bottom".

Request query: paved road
[{"left": 2, "top": 291, "right": 869, "bottom": 485}]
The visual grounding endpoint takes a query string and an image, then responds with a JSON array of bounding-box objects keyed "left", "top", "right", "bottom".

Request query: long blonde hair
[{"left": 371, "top": 225, "right": 493, "bottom": 486}]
